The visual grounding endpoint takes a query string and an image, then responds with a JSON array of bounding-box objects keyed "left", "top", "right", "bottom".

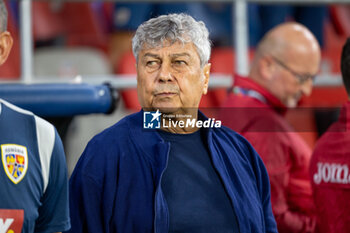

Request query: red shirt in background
[
  {"left": 310, "top": 101, "right": 350, "bottom": 233},
  {"left": 219, "top": 75, "right": 316, "bottom": 233}
]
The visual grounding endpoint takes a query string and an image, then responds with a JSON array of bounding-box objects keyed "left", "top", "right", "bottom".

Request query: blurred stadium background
[{"left": 0, "top": 0, "right": 349, "bottom": 175}]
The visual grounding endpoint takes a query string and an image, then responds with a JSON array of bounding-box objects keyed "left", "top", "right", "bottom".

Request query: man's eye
[
  {"left": 174, "top": 60, "right": 187, "bottom": 66},
  {"left": 146, "top": 61, "right": 159, "bottom": 67}
]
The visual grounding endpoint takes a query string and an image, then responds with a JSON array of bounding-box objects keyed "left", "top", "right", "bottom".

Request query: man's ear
[
  {"left": 259, "top": 55, "right": 275, "bottom": 81},
  {"left": 0, "top": 31, "right": 13, "bottom": 66},
  {"left": 202, "top": 63, "right": 211, "bottom": 95}
]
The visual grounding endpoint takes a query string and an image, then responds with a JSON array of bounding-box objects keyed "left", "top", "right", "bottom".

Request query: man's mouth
[{"left": 155, "top": 92, "right": 177, "bottom": 97}]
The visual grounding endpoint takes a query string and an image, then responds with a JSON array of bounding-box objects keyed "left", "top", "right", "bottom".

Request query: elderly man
[
  {"left": 68, "top": 13, "right": 277, "bottom": 233},
  {"left": 0, "top": 1, "right": 70, "bottom": 233},
  {"left": 310, "top": 38, "right": 350, "bottom": 233},
  {"left": 220, "top": 23, "right": 321, "bottom": 233}
]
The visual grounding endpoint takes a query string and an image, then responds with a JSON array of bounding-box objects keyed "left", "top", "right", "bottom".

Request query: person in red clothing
[
  {"left": 219, "top": 22, "right": 321, "bottom": 233},
  {"left": 310, "top": 38, "right": 350, "bottom": 233}
]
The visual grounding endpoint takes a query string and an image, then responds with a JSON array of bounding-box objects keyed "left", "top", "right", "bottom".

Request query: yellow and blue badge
[{"left": 1, "top": 144, "right": 28, "bottom": 184}]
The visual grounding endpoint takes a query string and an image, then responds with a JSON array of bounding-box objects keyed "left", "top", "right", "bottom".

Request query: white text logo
[
  {"left": 313, "top": 162, "right": 350, "bottom": 185},
  {"left": 0, "top": 218, "right": 14, "bottom": 233}
]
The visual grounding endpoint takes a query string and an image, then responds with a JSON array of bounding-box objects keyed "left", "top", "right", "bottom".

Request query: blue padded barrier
[{"left": 0, "top": 83, "right": 117, "bottom": 117}]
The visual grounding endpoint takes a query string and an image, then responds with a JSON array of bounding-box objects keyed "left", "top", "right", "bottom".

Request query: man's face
[
  {"left": 269, "top": 50, "right": 320, "bottom": 108},
  {"left": 136, "top": 41, "right": 210, "bottom": 114}
]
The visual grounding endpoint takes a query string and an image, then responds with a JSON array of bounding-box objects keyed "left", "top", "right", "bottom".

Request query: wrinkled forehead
[
  {"left": 142, "top": 34, "right": 191, "bottom": 50},
  {"left": 139, "top": 39, "right": 200, "bottom": 59}
]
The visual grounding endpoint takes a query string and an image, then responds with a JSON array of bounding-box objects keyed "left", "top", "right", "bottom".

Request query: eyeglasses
[{"left": 271, "top": 56, "right": 316, "bottom": 84}]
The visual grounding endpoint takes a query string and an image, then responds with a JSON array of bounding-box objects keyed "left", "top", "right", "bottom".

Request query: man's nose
[
  {"left": 300, "top": 79, "right": 313, "bottom": 96},
  {"left": 158, "top": 63, "right": 174, "bottom": 83}
]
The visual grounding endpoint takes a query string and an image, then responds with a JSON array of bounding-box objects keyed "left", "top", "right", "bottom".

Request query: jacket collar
[
  {"left": 233, "top": 74, "right": 287, "bottom": 115},
  {"left": 127, "top": 109, "right": 212, "bottom": 185}
]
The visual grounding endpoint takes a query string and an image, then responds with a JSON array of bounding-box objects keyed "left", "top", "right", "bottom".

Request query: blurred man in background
[
  {"left": 220, "top": 22, "right": 321, "bottom": 232},
  {"left": 0, "top": 1, "right": 70, "bottom": 232},
  {"left": 310, "top": 38, "right": 350, "bottom": 233}
]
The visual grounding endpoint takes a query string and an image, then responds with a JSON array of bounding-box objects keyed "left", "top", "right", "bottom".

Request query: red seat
[
  {"left": 322, "top": 7, "right": 350, "bottom": 73},
  {"left": 59, "top": 3, "right": 108, "bottom": 52},
  {"left": 210, "top": 48, "right": 236, "bottom": 74},
  {"left": 117, "top": 51, "right": 140, "bottom": 111},
  {"left": 32, "top": 2, "right": 64, "bottom": 42},
  {"left": 202, "top": 48, "right": 255, "bottom": 108},
  {"left": 329, "top": 6, "right": 350, "bottom": 37}
]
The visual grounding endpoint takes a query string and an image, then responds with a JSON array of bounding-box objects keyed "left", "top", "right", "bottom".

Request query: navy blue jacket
[{"left": 67, "top": 111, "right": 277, "bottom": 233}]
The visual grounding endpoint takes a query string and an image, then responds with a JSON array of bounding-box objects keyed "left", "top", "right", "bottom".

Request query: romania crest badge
[{"left": 1, "top": 144, "right": 28, "bottom": 184}]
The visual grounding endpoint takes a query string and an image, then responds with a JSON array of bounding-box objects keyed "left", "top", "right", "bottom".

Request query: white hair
[
  {"left": 132, "top": 13, "right": 211, "bottom": 67},
  {"left": 0, "top": 0, "right": 7, "bottom": 32}
]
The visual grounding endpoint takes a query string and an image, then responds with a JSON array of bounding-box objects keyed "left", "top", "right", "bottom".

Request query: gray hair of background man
[
  {"left": 0, "top": 0, "right": 7, "bottom": 32},
  {"left": 132, "top": 13, "right": 211, "bottom": 67}
]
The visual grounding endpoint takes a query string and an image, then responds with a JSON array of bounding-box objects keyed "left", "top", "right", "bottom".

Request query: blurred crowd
[{"left": 1, "top": 1, "right": 347, "bottom": 80}]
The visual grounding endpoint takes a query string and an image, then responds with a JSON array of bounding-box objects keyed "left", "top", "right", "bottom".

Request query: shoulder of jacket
[{"left": 0, "top": 98, "right": 34, "bottom": 116}]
